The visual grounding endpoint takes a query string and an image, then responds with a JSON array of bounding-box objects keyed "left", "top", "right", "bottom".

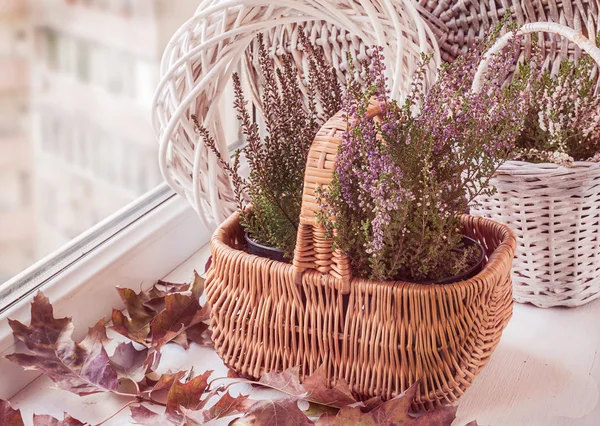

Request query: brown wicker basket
[{"left": 205, "top": 102, "right": 517, "bottom": 409}]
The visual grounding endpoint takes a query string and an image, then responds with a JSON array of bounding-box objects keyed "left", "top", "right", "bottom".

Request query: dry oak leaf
[
  {"left": 165, "top": 370, "right": 213, "bottom": 422},
  {"left": 109, "top": 342, "right": 149, "bottom": 384},
  {"left": 315, "top": 383, "right": 456, "bottom": 426},
  {"left": 186, "top": 322, "right": 212, "bottom": 347},
  {"left": 132, "top": 371, "right": 213, "bottom": 425},
  {"left": 130, "top": 406, "right": 174, "bottom": 426},
  {"left": 258, "top": 366, "right": 307, "bottom": 397},
  {"left": 0, "top": 399, "right": 25, "bottom": 426},
  {"left": 6, "top": 292, "right": 118, "bottom": 396},
  {"left": 112, "top": 272, "right": 210, "bottom": 350},
  {"left": 131, "top": 372, "right": 248, "bottom": 426},
  {"left": 258, "top": 366, "right": 356, "bottom": 408},
  {"left": 231, "top": 398, "right": 314, "bottom": 426},
  {"left": 302, "top": 367, "right": 355, "bottom": 408},
  {"left": 146, "top": 371, "right": 188, "bottom": 397},
  {"left": 150, "top": 293, "right": 210, "bottom": 349},
  {"left": 111, "top": 287, "right": 155, "bottom": 344},
  {"left": 32, "top": 413, "right": 85, "bottom": 426},
  {"left": 182, "top": 392, "right": 254, "bottom": 425},
  {"left": 145, "top": 272, "right": 205, "bottom": 313}
]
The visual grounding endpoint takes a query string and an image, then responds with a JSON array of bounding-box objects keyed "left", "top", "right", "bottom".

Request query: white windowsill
[
  {"left": 3, "top": 206, "right": 600, "bottom": 425},
  {"left": 0, "top": 186, "right": 211, "bottom": 399}
]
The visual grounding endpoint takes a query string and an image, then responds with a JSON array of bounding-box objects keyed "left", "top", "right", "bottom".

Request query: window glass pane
[{"left": 0, "top": 1, "right": 199, "bottom": 285}]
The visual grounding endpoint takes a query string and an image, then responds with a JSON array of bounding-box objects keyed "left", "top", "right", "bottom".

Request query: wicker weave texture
[
  {"left": 471, "top": 23, "right": 600, "bottom": 308},
  {"left": 472, "top": 162, "right": 600, "bottom": 308},
  {"left": 206, "top": 103, "right": 517, "bottom": 408},
  {"left": 152, "top": 0, "right": 440, "bottom": 229},
  {"left": 420, "top": 0, "right": 600, "bottom": 65},
  {"left": 293, "top": 99, "right": 382, "bottom": 288}
]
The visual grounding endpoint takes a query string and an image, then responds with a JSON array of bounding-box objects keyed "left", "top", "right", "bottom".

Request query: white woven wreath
[{"left": 152, "top": 0, "right": 440, "bottom": 228}]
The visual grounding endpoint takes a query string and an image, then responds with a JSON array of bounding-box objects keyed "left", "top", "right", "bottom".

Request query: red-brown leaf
[
  {"left": 144, "top": 279, "right": 196, "bottom": 312},
  {"left": 111, "top": 309, "right": 151, "bottom": 344},
  {"left": 150, "top": 295, "right": 210, "bottom": 349},
  {"left": 111, "top": 286, "right": 156, "bottom": 344},
  {"left": 359, "top": 396, "right": 384, "bottom": 412},
  {"left": 130, "top": 406, "right": 181, "bottom": 426},
  {"left": 254, "top": 366, "right": 355, "bottom": 409},
  {"left": 189, "top": 272, "right": 206, "bottom": 302},
  {"left": 0, "top": 399, "right": 25, "bottom": 426},
  {"left": 113, "top": 275, "right": 209, "bottom": 349},
  {"left": 6, "top": 293, "right": 118, "bottom": 396},
  {"left": 165, "top": 371, "right": 213, "bottom": 420},
  {"left": 148, "top": 371, "right": 187, "bottom": 398},
  {"left": 154, "top": 280, "right": 192, "bottom": 296},
  {"left": 227, "top": 369, "right": 242, "bottom": 379},
  {"left": 109, "top": 342, "right": 149, "bottom": 384},
  {"left": 131, "top": 371, "right": 216, "bottom": 425},
  {"left": 196, "top": 392, "right": 253, "bottom": 423},
  {"left": 258, "top": 366, "right": 307, "bottom": 397},
  {"left": 315, "top": 383, "right": 457, "bottom": 426},
  {"left": 117, "top": 288, "right": 156, "bottom": 325},
  {"left": 171, "top": 331, "right": 191, "bottom": 350},
  {"left": 33, "top": 413, "right": 85, "bottom": 426},
  {"left": 231, "top": 398, "right": 314, "bottom": 426},
  {"left": 186, "top": 322, "right": 212, "bottom": 347},
  {"left": 143, "top": 296, "right": 167, "bottom": 313},
  {"left": 302, "top": 367, "right": 355, "bottom": 408}
]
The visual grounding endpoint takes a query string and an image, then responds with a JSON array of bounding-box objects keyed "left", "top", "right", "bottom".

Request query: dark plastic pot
[
  {"left": 409, "top": 236, "right": 485, "bottom": 285},
  {"left": 244, "top": 233, "right": 484, "bottom": 283},
  {"left": 244, "top": 233, "right": 288, "bottom": 263}
]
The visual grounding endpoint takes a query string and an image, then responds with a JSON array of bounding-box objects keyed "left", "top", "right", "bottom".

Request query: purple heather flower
[{"left": 324, "top": 35, "right": 527, "bottom": 280}]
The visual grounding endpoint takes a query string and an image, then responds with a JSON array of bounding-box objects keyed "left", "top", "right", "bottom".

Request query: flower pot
[
  {"left": 244, "top": 233, "right": 287, "bottom": 262},
  {"left": 412, "top": 236, "right": 486, "bottom": 284}
]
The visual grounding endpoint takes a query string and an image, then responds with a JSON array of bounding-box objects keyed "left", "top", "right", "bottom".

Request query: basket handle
[
  {"left": 292, "top": 100, "right": 382, "bottom": 293},
  {"left": 472, "top": 22, "right": 600, "bottom": 92}
]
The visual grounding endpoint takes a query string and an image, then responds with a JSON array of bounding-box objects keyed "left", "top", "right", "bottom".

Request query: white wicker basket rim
[{"left": 495, "top": 161, "right": 600, "bottom": 176}]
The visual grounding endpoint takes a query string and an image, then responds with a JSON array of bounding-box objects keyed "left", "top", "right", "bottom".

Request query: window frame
[{"left": 0, "top": 184, "right": 211, "bottom": 399}]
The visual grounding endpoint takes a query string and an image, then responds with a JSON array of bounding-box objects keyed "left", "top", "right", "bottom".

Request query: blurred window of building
[
  {"left": 19, "top": 171, "right": 30, "bottom": 207},
  {"left": 0, "top": 1, "right": 209, "bottom": 293},
  {"left": 105, "top": 50, "right": 124, "bottom": 94},
  {"left": 0, "top": 171, "right": 20, "bottom": 211},
  {"left": 134, "top": 59, "right": 157, "bottom": 106},
  {"left": 75, "top": 39, "right": 90, "bottom": 82},
  {"left": 43, "top": 28, "right": 58, "bottom": 71}
]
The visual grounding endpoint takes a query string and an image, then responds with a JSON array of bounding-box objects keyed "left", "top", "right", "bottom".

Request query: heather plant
[
  {"left": 193, "top": 33, "right": 342, "bottom": 256},
  {"left": 318, "top": 37, "right": 526, "bottom": 282},
  {"left": 512, "top": 36, "right": 600, "bottom": 166}
]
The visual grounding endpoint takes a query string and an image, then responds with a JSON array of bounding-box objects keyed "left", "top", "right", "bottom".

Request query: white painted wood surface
[{"left": 9, "top": 245, "right": 600, "bottom": 425}]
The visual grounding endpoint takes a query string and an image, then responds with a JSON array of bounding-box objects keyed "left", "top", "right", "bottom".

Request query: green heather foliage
[
  {"left": 193, "top": 33, "right": 342, "bottom": 256},
  {"left": 512, "top": 34, "right": 600, "bottom": 165},
  {"left": 317, "top": 35, "right": 526, "bottom": 283}
]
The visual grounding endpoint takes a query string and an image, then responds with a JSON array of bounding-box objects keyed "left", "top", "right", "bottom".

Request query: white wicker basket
[
  {"left": 472, "top": 23, "right": 600, "bottom": 308},
  {"left": 151, "top": 0, "right": 440, "bottom": 229}
]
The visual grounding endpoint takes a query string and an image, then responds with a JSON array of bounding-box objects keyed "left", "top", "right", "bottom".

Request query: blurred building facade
[
  {"left": 0, "top": 0, "right": 34, "bottom": 282},
  {"left": 29, "top": 0, "right": 198, "bottom": 259}
]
